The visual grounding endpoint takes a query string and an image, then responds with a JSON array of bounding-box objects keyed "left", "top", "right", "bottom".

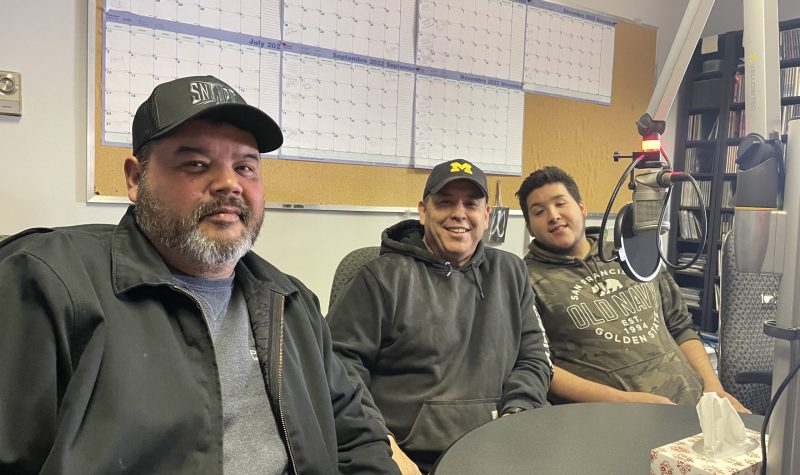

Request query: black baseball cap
[
  {"left": 132, "top": 75, "right": 283, "bottom": 155},
  {"left": 422, "top": 159, "right": 488, "bottom": 200}
]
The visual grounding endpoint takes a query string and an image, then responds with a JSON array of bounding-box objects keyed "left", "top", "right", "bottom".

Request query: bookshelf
[{"left": 670, "top": 19, "right": 800, "bottom": 333}]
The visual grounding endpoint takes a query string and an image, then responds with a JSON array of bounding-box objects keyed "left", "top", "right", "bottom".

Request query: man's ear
[
  {"left": 579, "top": 201, "right": 588, "bottom": 218},
  {"left": 124, "top": 157, "right": 143, "bottom": 203},
  {"left": 481, "top": 203, "right": 491, "bottom": 231},
  {"left": 418, "top": 200, "right": 427, "bottom": 225}
]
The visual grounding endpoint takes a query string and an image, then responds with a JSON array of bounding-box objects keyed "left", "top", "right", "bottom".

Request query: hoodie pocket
[
  {"left": 399, "top": 398, "right": 499, "bottom": 455},
  {"left": 608, "top": 349, "right": 704, "bottom": 404}
]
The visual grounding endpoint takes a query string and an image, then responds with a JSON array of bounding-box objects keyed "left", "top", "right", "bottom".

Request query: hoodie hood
[
  {"left": 381, "top": 219, "right": 486, "bottom": 298},
  {"left": 381, "top": 219, "right": 486, "bottom": 270}
]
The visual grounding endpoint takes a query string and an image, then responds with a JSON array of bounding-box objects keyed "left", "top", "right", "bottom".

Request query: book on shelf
[
  {"left": 684, "top": 149, "right": 699, "bottom": 174},
  {"left": 683, "top": 147, "right": 714, "bottom": 174},
  {"left": 780, "top": 27, "right": 800, "bottom": 61},
  {"left": 725, "top": 145, "right": 738, "bottom": 173},
  {"left": 732, "top": 71, "right": 744, "bottom": 102},
  {"left": 678, "top": 210, "right": 702, "bottom": 240},
  {"left": 680, "top": 180, "right": 711, "bottom": 207},
  {"left": 721, "top": 181, "right": 735, "bottom": 208},
  {"left": 781, "top": 66, "right": 800, "bottom": 98},
  {"left": 727, "top": 110, "right": 746, "bottom": 138},
  {"left": 686, "top": 113, "right": 719, "bottom": 140},
  {"left": 677, "top": 253, "right": 707, "bottom": 277}
]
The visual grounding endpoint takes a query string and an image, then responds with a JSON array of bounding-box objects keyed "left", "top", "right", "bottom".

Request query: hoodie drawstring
[
  {"left": 443, "top": 262, "right": 485, "bottom": 300},
  {"left": 470, "top": 265, "right": 485, "bottom": 300}
]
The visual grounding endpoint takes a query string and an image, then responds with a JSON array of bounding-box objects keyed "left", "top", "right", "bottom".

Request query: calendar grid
[{"left": 101, "top": 0, "right": 616, "bottom": 175}]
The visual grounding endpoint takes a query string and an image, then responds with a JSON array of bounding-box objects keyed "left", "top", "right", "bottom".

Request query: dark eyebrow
[
  {"left": 174, "top": 145, "right": 209, "bottom": 156},
  {"left": 529, "top": 193, "right": 567, "bottom": 208},
  {"left": 241, "top": 153, "right": 260, "bottom": 162},
  {"left": 174, "top": 146, "right": 260, "bottom": 162}
]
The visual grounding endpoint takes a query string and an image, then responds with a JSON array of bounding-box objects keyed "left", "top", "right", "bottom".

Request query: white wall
[{"left": 3, "top": 0, "right": 796, "bottom": 313}]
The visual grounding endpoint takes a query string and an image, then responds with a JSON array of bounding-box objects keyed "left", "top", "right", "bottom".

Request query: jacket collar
[{"left": 111, "top": 206, "right": 295, "bottom": 296}]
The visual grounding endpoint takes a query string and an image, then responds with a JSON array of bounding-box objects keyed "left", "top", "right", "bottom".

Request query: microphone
[
  {"left": 603, "top": 128, "right": 705, "bottom": 284},
  {"left": 614, "top": 168, "right": 684, "bottom": 282},
  {"left": 632, "top": 169, "right": 671, "bottom": 235}
]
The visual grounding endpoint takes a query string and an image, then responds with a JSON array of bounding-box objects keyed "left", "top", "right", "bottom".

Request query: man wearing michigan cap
[
  {"left": 327, "top": 159, "right": 553, "bottom": 473},
  {"left": 0, "top": 76, "right": 398, "bottom": 474}
]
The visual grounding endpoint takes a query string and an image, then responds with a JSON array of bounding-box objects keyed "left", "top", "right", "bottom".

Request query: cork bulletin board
[{"left": 89, "top": 3, "right": 654, "bottom": 213}]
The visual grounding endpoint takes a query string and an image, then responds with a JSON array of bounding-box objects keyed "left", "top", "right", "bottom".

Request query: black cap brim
[
  {"left": 427, "top": 176, "right": 489, "bottom": 199},
  {"left": 145, "top": 103, "right": 283, "bottom": 154}
]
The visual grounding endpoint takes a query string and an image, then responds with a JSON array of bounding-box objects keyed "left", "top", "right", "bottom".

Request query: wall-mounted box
[{"left": 0, "top": 71, "right": 22, "bottom": 116}]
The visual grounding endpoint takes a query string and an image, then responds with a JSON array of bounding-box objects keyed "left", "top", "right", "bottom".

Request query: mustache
[{"left": 193, "top": 197, "right": 253, "bottom": 224}]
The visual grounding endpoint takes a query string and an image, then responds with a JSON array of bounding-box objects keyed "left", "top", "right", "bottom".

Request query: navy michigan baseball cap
[{"left": 132, "top": 75, "right": 283, "bottom": 155}]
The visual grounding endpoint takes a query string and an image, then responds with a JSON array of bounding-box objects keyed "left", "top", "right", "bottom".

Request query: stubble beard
[{"left": 134, "top": 171, "right": 263, "bottom": 272}]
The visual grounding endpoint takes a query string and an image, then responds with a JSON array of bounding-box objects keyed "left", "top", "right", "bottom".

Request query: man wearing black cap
[
  {"left": 327, "top": 159, "right": 553, "bottom": 473},
  {"left": 0, "top": 76, "right": 398, "bottom": 474}
]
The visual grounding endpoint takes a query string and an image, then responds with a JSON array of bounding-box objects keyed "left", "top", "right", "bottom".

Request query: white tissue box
[{"left": 650, "top": 429, "right": 762, "bottom": 475}]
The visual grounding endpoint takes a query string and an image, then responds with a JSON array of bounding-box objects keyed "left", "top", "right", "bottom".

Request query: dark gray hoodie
[{"left": 327, "top": 219, "right": 552, "bottom": 471}]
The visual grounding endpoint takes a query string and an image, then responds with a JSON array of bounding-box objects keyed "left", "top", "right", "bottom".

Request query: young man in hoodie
[
  {"left": 327, "top": 159, "right": 553, "bottom": 474},
  {"left": 515, "top": 166, "right": 748, "bottom": 413}
]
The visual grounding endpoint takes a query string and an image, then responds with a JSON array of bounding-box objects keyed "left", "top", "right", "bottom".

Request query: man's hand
[
  {"left": 550, "top": 367, "right": 677, "bottom": 404},
  {"left": 387, "top": 435, "right": 422, "bottom": 475},
  {"left": 712, "top": 389, "right": 752, "bottom": 414},
  {"left": 619, "top": 391, "right": 676, "bottom": 405}
]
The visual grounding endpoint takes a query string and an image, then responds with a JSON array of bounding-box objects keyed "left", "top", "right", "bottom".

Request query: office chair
[
  {"left": 329, "top": 246, "right": 381, "bottom": 310},
  {"left": 718, "top": 230, "right": 778, "bottom": 415}
]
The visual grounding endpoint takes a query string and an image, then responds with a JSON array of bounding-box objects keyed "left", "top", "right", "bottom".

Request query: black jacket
[
  {"left": 0, "top": 207, "right": 398, "bottom": 475},
  {"left": 327, "top": 220, "right": 552, "bottom": 471}
]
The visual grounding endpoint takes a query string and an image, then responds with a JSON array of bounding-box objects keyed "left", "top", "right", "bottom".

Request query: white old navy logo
[{"left": 189, "top": 81, "right": 239, "bottom": 105}]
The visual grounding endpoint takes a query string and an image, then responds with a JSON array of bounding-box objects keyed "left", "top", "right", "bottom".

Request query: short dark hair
[
  {"left": 135, "top": 140, "right": 156, "bottom": 169},
  {"left": 515, "top": 166, "right": 582, "bottom": 224}
]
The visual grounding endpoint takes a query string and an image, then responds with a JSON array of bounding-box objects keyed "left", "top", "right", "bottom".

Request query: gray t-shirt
[{"left": 174, "top": 273, "right": 289, "bottom": 475}]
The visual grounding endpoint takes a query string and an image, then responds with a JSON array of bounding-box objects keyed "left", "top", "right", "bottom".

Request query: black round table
[{"left": 431, "top": 403, "right": 764, "bottom": 474}]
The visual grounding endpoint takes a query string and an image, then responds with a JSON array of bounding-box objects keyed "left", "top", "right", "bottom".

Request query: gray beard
[{"left": 134, "top": 174, "right": 262, "bottom": 273}]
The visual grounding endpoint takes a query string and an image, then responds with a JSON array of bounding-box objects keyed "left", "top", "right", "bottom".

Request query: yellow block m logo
[{"left": 450, "top": 162, "right": 473, "bottom": 174}]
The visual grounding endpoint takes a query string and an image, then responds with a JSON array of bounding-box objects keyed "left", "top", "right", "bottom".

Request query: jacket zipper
[{"left": 273, "top": 294, "right": 298, "bottom": 474}]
